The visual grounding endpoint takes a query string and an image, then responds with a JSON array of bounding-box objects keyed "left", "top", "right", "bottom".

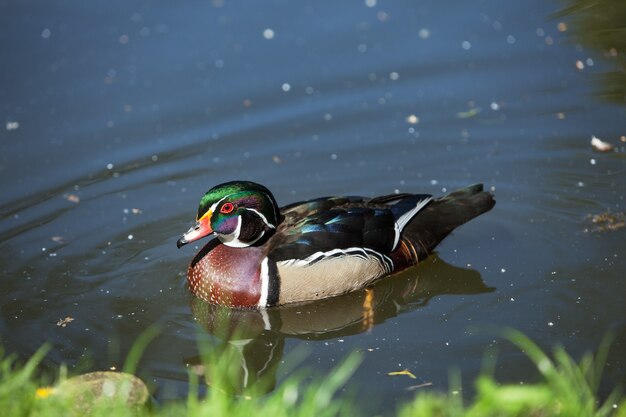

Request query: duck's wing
[{"left": 270, "top": 194, "right": 432, "bottom": 263}]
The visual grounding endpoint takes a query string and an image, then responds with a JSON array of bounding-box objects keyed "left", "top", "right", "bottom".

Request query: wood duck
[{"left": 177, "top": 181, "right": 495, "bottom": 308}]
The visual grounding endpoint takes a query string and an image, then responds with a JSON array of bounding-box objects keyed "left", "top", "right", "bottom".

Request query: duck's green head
[{"left": 177, "top": 181, "right": 281, "bottom": 248}]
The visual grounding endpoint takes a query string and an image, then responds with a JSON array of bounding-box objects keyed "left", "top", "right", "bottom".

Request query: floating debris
[
  {"left": 457, "top": 107, "right": 481, "bottom": 119},
  {"left": 64, "top": 194, "right": 80, "bottom": 203},
  {"left": 406, "top": 114, "right": 419, "bottom": 124},
  {"left": 56, "top": 317, "right": 74, "bottom": 327},
  {"left": 590, "top": 135, "right": 614, "bottom": 152},
  {"left": 262, "top": 28, "right": 275, "bottom": 40},
  {"left": 387, "top": 369, "right": 417, "bottom": 379},
  {"left": 406, "top": 382, "right": 433, "bottom": 391},
  {"left": 584, "top": 211, "right": 626, "bottom": 233},
  {"left": 51, "top": 236, "right": 68, "bottom": 244},
  {"left": 5, "top": 121, "right": 19, "bottom": 131}
]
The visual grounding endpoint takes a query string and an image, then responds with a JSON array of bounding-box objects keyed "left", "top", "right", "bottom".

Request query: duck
[{"left": 176, "top": 181, "right": 495, "bottom": 308}]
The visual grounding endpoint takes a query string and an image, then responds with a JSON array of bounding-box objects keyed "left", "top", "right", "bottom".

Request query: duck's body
[{"left": 177, "top": 181, "right": 495, "bottom": 308}]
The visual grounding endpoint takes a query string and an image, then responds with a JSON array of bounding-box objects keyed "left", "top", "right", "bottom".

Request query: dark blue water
[{"left": 1, "top": 0, "right": 625, "bottom": 411}]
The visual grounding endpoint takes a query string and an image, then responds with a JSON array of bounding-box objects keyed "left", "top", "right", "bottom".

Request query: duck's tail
[{"left": 402, "top": 184, "right": 495, "bottom": 260}]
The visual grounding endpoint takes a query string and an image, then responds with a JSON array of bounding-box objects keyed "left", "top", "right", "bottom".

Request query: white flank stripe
[
  {"left": 278, "top": 247, "right": 393, "bottom": 273},
  {"left": 258, "top": 257, "right": 270, "bottom": 308},
  {"left": 392, "top": 197, "right": 432, "bottom": 250}
]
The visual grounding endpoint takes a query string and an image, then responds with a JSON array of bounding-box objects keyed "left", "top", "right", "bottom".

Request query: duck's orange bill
[{"left": 176, "top": 215, "right": 213, "bottom": 248}]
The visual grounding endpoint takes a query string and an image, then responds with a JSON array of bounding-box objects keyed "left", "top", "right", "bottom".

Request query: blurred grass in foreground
[{"left": 0, "top": 330, "right": 624, "bottom": 417}]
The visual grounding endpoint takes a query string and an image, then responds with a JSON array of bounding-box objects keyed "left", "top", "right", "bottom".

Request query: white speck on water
[
  {"left": 500, "top": 268, "right": 506, "bottom": 273},
  {"left": 462, "top": 41, "right": 471, "bottom": 50},
  {"left": 5, "top": 121, "right": 19, "bottom": 130},
  {"left": 324, "top": 113, "right": 333, "bottom": 121},
  {"left": 41, "top": 28, "right": 51, "bottom": 38},
  {"left": 128, "top": 234, "right": 134, "bottom": 240},
  {"left": 418, "top": 28, "right": 430, "bottom": 39},
  {"left": 445, "top": 342, "right": 449, "bottom": 346},
  {"left": 490, "top": 102, "right": 500, "bottom": 111},
  {"left": 42, "top": 247, "right": 47, "bottom": 252},
  {"left": 365, "top": 0, "right": 377, "bottom": 7},
  {"left": 330, "top": 153, "right": 338, "bottom": 160},
  {"left": 575, "top": 60, "right": 584, "bottom": 70},
  {"left": 548, "top": 322, "right": 554, "bottom": 326},
  {"left": 536, "top": 28, "right": 545, "bottom": 37},
  {"left": 357, "top": 43, "right": 367, "bottom": 53},
  {"left": 151, "top": 154, "right": 158, "bottom": 162},
  {"left": 510, "top": 297, "right": 515, "bottom": 302},
  {"left": 430, "top": 179, "right": 438, "bottom": 185},
  {"left": 577, "top": 181, "right": 585, "bottom": 187},
  {"left": 389, "top": 71, "right": 399, "bottom": 80},
  {"left": 590, "top": 158, "right": 596, "bottom": 165},
  {"left": 305, "top": 86, "right": 314, "bottom": 94},
  {"left": 506, "top": 35, "right": 516, "bottom": 44},
  {"left": 406, "top": 114, "right": 419, "bottom": 124},
  {"left": 106, "top": 163, "right": 114, "bottom": 170},
  {"left": 262, "top": 28, "right": 275, "bottom": 39},
  {"left": 586, "top": 58, "right": 594, "bottom": 66},
  {"left": 281, "top": 83, "right": 291, "bottom": 92}
]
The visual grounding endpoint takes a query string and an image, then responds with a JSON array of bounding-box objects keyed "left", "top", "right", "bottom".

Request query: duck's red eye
[{"left": 220, "top": 202, "right": 234, "bottom": 214}]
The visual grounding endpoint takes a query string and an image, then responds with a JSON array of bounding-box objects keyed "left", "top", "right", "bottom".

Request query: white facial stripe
[
  {"left": 219, "top": 215, "right": 247, "bottom": 247},
  {"left": 207, "top": 195, "right": 229, "bottom": 217},
  {"left": 212, "top": 191, "right": 275, "bottom": 247},
  {"left": 258, "top": 257, "right": 270, "bottom": 308},
  {"left": 246, "top": 208, "right": 276, "bottom": 229}
]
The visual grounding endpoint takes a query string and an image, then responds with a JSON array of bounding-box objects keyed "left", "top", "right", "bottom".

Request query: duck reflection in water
[{"left": 184, "top": 255, "right": 494, "bottom": 396}]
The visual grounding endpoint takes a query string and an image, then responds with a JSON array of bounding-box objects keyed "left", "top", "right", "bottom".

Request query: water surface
[{"left": 1, "top": 0, "right": 625, "bottom": 411}]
